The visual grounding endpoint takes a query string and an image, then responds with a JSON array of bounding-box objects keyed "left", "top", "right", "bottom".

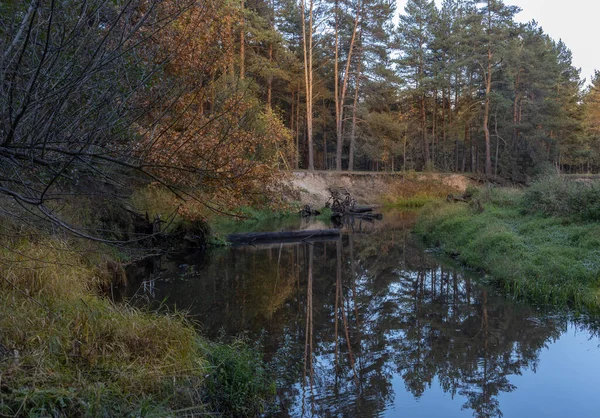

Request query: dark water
[{"left": 122, "top": 211, "right": 600, "bottom": 417}]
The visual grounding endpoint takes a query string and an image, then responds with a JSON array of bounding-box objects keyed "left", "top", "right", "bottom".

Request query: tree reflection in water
[{"left": 122, "top": 212, "right": 599, "bottom": 418}]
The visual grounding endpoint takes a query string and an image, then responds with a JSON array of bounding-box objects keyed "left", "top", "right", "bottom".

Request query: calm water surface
[{"left": 123, "top": 211, "right": 600, "bottom": 417}]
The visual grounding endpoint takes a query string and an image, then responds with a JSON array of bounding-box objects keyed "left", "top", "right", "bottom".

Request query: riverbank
[
  {"left": 0, "top": 230, "right": 273, "bottom": 416},
  {"left": 0, "top": 171, "right": 512, "bottom": 415},
  {"left": 288, "top": 170, "right": 471, "bottom": 208},
  {"left": 415, "top": 176, "right": 600, "bottom": 312}
]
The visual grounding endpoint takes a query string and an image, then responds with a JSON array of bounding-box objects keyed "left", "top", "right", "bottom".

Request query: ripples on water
[{"left": 121, "top": 211, "right": 600, "bottom": 417}]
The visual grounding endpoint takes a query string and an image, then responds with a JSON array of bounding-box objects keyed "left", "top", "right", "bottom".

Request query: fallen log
[
  {"left": 230, "top": 234, "right": 341, "bottom": 247},
  {"left": 357, "top": 212, "right": 383, "bottom": 220},
  {"left": 227, "top": 229, "right": 341, "bottom": 245},
  {"left": 349, "top": 206, "right": 374, "bottom": 213}
]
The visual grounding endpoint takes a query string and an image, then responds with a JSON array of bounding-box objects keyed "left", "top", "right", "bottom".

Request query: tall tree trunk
[
  {"left": 267, "top": 0, "right": 274, "bottom": 108},
  {"left": 462, "top": 123, "right": 468, "bottom": 172},
  {"left": 494, "top": 112, "right": 500, "bottom": 177},
  {"left": 483, "top": 47, "right": 492, "bottom": 176},
  {"left": 335, "top": 0, "right": 362, "bottom": 171},
  {"left": 334, "top": 0, "right": 340, "bottom": 170},
  {"left": 512, "top": 71, "right": 520, "bottom": 149},
  {"left": 432, "top": 88, "right": 437, "bottom": 167},
  {"left": 482, "top": 2, "right": 493, "bottom": 177},
  {"left": 421, "top": 94, "right": 429, "bottom": 167},
  {"left": 323, "top": 98, "right": 327, "bottom": 169},
  {"left": 301, "top": 0, "right": 314, "bottom": 170},
  {"left": 296, "top": 86, "right": 301, "bottom": 169},
  {"left": 419, "top": 24, "right": 429, "bottom": 169},
  {"left": 349, "top": 38, "right": 362, "bottom": 172}
]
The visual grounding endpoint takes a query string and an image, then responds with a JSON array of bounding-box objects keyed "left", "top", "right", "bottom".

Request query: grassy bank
[
  {"left": 382, "top": 173, "right": 461, "bottom": 208},
  {"left": 131, "top": 184, "right": 300, "bottom": 244},
  {"left": 0, "top": 233, "right": 273, "bottom": 416},
  {"left": 415, "top": 177, "right": 600, "bottom": 312}
]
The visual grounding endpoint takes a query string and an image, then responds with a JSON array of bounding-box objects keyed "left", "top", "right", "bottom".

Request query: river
[{"left": 121, "top": 210, "right": 600, "bottom": 417}]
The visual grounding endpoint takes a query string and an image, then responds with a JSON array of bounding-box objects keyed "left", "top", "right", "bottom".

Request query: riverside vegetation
[
  {"left": 0, "top": 218, "right": 275, "bottom": 416},
  {"left": 415, "top": 175, "right": 600, "bottom": 312},
  {"left": 0, "top": 174, "right": 453, "bottom": 416},
  {"left": 2, "top": 0, "right": 599, "bottom": 415}
]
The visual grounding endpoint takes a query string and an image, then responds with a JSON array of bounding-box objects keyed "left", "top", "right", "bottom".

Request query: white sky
[{"left": 396, "top": 0, "right": 600, "bottom": 85}]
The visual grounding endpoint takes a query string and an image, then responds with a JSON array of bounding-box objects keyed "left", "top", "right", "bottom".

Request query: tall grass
[
  {"left": 415, "top": 180, "right": 600, "bottom": 312},
  {"left": 383, "top": 175, "right": 461, "bottom": 208},
  {"left": 0, "top": 234, "right": 273, "bottom": 416}
]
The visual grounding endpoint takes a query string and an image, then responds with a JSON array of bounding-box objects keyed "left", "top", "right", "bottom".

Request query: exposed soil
[{"left": 289, "top": 170, "right": 473, "bottom": 208}]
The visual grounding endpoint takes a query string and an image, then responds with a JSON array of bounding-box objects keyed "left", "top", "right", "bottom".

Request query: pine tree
[{"left": 396, "top": 0, "right": 437, "bottom": 168}]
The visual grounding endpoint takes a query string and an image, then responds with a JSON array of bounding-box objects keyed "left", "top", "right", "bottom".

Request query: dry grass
[
  {"left": 383, "top": 175, "right": 460, "bottom": 208},
  {"left": 0, "top": 236, "right": 207, "bottom": 416}
]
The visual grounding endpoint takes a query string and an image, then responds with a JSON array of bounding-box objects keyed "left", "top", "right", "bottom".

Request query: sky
[{"left": 396, "top": 0, "right": 600, "bottom": 85}]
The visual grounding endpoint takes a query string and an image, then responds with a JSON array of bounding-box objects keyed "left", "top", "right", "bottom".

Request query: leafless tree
[{"left": 0, "top": 0, "right": 273, "bottom": 243}]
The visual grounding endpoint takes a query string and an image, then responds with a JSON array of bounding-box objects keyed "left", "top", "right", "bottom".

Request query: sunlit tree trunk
[
  {"left": 300, "top": 0, "right": 314, "bottom": 170},
  {"left": 349, "top": 40, "right": 362, "bottom": 171}
]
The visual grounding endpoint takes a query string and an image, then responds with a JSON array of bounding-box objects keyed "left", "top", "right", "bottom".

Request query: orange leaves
[{"left": 132, "top": 0, "right": 292, "bottom": 213}]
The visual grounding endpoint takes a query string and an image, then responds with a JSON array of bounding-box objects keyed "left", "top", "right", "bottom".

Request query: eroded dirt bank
[{"left": 288, "top": 170, "right": 473, "bottom": 207}]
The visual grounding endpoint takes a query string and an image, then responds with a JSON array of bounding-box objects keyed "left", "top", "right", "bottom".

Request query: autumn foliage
[{"left": 134, "top": 1, "right": 293, "bottom": 213}]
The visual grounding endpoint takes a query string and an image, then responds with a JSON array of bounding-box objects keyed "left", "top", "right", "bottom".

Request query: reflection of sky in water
[
  {"left": 387, "top": 324, "right": 600, "bottom": 417},
  {"left": 498, "top": 325, "right": 600, "bottom": 418},
  {"left": 123, "top": 212, "right": 600, "bottom": 417},
  {"left": 383, "top": 324, "right": 600, "bottom": 418}
]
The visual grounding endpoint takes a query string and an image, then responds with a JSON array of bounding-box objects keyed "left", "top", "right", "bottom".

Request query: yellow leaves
[{"left": 131, "top": 0, "right": 292, "bottom": 213}]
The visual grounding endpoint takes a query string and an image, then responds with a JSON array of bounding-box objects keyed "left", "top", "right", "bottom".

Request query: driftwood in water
[
  {"left": 300, "top": 205, "right": 321, "bottom": 217},
  {"left": 227, "top": 229, "right": 341, "bottom": 245},
  {"left": 326, "top": 187, "right": 357, "bottom": 213},
  {"left": 358, "top": 212, "right": 383, "bottom": 220},
  {"left": 230, "top": 234, "right": 341, "bottom": 247},
  {"left": 349, "top": 205, "right": 374, "bottom": 213},
  {"left": 331, "top": 212, "right": 382, "bottom": 221}
]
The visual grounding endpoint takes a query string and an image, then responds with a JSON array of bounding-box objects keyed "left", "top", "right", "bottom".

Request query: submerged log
[
  {"left": 230, "top": 234, "right": 341, "bottom": 247},
  {"left": 349, "top": 206, "right": 374, "bottom": 213},
  {"left": 331, "top": 212, "right": 383, "bottom": 221},
  {"left": 357, "top": 212, "right": 383, "bottom": 220},
  {"left": 227, "top": 229, "right": 341, "bottom": 245}
]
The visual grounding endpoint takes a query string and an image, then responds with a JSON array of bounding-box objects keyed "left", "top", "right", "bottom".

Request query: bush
[{"left": 522, "top": 175, "right": 600, "bottom": 221}]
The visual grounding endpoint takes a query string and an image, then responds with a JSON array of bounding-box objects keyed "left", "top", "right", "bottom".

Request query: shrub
[{"left": 522, "top": 175, "right": 600, "bottom": 221}]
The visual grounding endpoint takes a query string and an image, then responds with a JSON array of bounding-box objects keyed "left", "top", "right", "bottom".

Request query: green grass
[
  {"left": 316, "top": 206, "right": 333, "bottom": 221},
  {"left": 0, "top": 233, "right": 274, "bottom": 416},
  {"left": 201, "top": 337, "right": 276, "bottom": 416},
  {"left": 415, "top": 182, "right": 600, "bottom": 312},
  {"left": 210, "top": 205, "right": 301, "bottom": 238}
]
